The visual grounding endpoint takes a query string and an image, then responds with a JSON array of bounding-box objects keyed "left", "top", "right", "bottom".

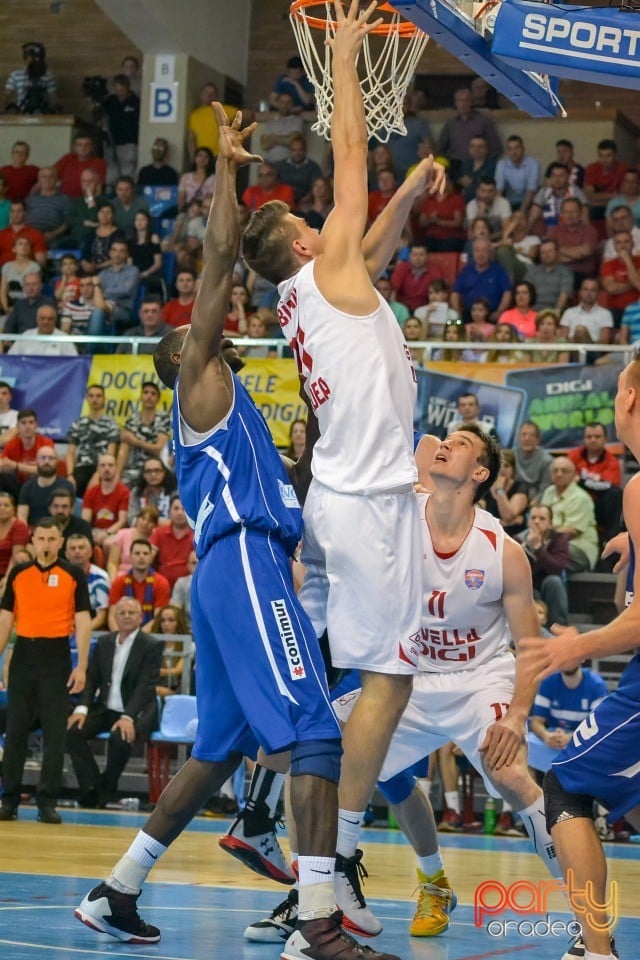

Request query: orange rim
[{"left": 289, "top": 0, "right": 423, "bottom": 37}]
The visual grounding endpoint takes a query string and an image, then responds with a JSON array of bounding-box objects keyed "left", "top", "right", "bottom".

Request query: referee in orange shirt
[{"left": 0, "top": 517, "right": 91, "bottom": 823}]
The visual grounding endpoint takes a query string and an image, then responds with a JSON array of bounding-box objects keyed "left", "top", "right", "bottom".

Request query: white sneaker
[
  {"left": 244, "top": 889, "right": 298, "bottom": 942},
  {"left": 219, "top": 808, "right": 295, "bottom": 884},
  {"left": 334, "top": 849, "right": 382, "bottom": 937},
  {"left": 561, "top": 934, "right": 618, "bottom": 959}
]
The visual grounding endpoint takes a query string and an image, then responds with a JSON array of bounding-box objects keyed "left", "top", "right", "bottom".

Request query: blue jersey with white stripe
[
  {"left": 531, "top": 669, "right": 608, "bottom": 732},
  {"left": 172, "top": 375, "right": 303, "bottom": 558}
]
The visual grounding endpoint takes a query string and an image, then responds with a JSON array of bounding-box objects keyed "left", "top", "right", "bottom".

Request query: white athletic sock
[
  {"left": 417, "top": 778, "right": 432, "bottom": 799},
  {"left": 444, "top": 791, "right": 460, "bottom": 815},
  {"left": 502, "top": 801, "right": 513, "bottom": 813},
  {"left": 298, "top": 855, "right": 335, "bottom": 887},
  {"left": 517, "top": 797, "right": 562, "bottom": 881},
  {"left": 336, "top": 809, "right": 364, "bottom": 859},
  {"left": 298, "top": 858, "right": 337, "bottom": 921},
  {"left": 108, "top": 831, "right": 167, "bottom": 894},
  {"left": 584, "top": 952, "right": 615, "bottom": 960},
  {"left": 417, "top": 851, "right": 444, "bottom": 878}
]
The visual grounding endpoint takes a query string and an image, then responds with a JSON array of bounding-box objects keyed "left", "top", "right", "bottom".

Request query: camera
[{"left": 82, "top": 76, "right": 109, "bottom": 105}]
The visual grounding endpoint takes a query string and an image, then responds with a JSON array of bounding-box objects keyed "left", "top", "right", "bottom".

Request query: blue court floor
[{"left": 1, "top": 810, "right": 638, "bottom": 960}]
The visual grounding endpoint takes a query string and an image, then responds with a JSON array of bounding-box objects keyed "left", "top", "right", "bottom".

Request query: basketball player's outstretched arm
[
  {"left": 520, "top": 474, "right": 640, "bottom": 681},
  {"left": 480, "top": 537, "right": 541, "bottom": 770},
  {"left": 178, "top": 104, "right": 260, "bottom": 428}
]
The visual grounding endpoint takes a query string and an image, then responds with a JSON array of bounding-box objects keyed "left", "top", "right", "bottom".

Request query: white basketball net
[{"left": 290, "top": 2, "right": 430, "bottom": 142}]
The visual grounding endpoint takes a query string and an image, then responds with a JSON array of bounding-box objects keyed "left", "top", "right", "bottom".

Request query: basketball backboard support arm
[
  {"left": 491, "top": 0, "right": 640, "bottom": 90},
  {"left": 393, "top": 0, "right": 559, "bottom": 116}
]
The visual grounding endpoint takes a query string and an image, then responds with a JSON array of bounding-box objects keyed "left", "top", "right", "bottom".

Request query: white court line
[{"left": 0, "top": 941, "right": 194, "bottom": 960}]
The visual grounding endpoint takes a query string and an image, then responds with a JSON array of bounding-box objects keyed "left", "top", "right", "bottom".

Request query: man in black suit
[{"left": 66, "top": 596, "right": 162, "bottom": 807}]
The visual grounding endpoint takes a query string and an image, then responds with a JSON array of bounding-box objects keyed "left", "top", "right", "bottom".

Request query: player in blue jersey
[
  {"left": 75, "top": 104, "right": 398, "bottom": 960},
  {"left": 521, "top": 348, "right": 640, "bottom": 960}
]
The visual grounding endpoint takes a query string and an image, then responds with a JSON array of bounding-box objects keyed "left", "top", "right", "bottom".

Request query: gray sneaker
[{"left": 244, "top": 889, "right": 298, "bottom": 942}]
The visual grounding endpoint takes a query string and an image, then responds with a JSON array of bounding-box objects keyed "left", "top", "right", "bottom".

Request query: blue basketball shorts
[
  {"left": 190, "top": 528, "right": 341, "bottom": 763},
  {"left": 552, "top": 656, "right": 640, "bottom": 823}
]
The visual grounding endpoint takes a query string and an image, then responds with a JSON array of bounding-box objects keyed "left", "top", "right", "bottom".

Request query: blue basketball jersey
[
  {"left": 173, "top": 375, "right": 303, "bottom": 558},
  {"left": 531, "top": 669, "right": 608, "bottom": 733}
]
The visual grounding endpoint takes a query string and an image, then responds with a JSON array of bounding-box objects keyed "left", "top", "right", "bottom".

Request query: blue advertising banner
[
  {"left": 505, "top": 363, "right": 619, "bottom": 450},
  {"left": 492, "top": 0, "right": 640, "bottom": 89},
  {"left": 415, "top": 369, "right": 526, "bottom": 446},
  {"left": 0, "top": 356, "right": 91, "bottom": 439}
]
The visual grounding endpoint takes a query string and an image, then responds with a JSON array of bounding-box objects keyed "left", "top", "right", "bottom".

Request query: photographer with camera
[{"left": 4, "top": 43, "right": 56, "bottom": 115}]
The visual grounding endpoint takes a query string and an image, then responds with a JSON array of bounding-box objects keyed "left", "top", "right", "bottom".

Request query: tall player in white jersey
[
  {"left": 242, "top": 0, "right": 445, "bottom": 930},
  {"left": 371, "top": 424, "right": 566, "bottom": 940}
]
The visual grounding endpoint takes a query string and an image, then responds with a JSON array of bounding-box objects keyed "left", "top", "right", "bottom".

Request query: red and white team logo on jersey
[{"left": 464, "top": 569, "right": 485, "bottom": 590}]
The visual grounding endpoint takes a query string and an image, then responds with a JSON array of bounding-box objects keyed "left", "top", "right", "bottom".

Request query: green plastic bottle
[{"left": 484, "top": 796, "right": 497, "bottom": 834}]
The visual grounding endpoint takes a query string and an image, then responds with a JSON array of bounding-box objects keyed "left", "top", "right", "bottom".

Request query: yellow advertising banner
[{"left": 85, "top": 355, "right": 305, "bottom": 448}]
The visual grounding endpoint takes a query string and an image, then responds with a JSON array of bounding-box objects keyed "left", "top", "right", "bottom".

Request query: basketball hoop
[{"left": 289, "top": 1, "right": 429, "bottom": 142}]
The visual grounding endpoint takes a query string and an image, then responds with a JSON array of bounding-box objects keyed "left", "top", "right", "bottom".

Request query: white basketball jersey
[
  {"left": 416, "top": 493, "right": 511, "bottom": 673},
  {"left": 277, "top": 261, "right": 417, "bottom": 495}
]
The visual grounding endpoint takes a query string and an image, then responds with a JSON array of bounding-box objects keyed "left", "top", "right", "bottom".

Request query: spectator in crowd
[
  {"left": 483, "top": 320, "right": 527, "bottom": 363},
  {"left": 391, "top": 242, "right": 443, "bottom": 312},
  {"left": 224, "top": 283, "right": 252, "bottom": 336},
  {"left": 108, "top": 539, "right": 171, "bottom": 628},
  {"left": 111, "top": 176, "right": 149, "bottom": 241},
  {"left": 0, "top": 236, "right": 40, "bottom": 316},
  {"left": 53, "top": 253, "right": 81, "bottom": 305},
  {"left": 48, "top": 488, "right": 93, "bottom": 549},
  {"left": 375, "top": 94, "right": 433, "bottom": 182},
  {"left": 465, "top": 177, "right": 511, "bottom": 241},
  {"left": 620, "top": 296, "right": 640, "bottom": 344},
  {"left": 127, "top": 458, "right": 176, "bottom": 526},
  {"left": 8, "top": 303, "right": 77, "bottom": 357},
  {"left": 528, "top": 163, "right": 588, "bottom": 233},
  {"left": 0, "top": 382, "right": 19, "bottom": 448},
  {"left": 528, "top": 663, "right": 608, "bottom": 775},
  {"left": 524, "top": 238, "right": 573, "bottom": 313},
  {"left": 54, "top": 135, "right": 107, "bottom": 200},
  {"left": 120, "top": 55, "right": 141, "bottom": 97},
  {"left": 162, "top": 270, "right": 197, "bottom": 329},
  {"left": 446, "top": 391, "right": 497, "bottom": 436},
  {"left": 437, "top": 87, "right": 502, "bottom": 182},
  {"left": 602, "top": 204, "right": 640, "bottom": 261},
  {"left": 373, "top": 273, "right": 409, "bottom": 326},
  {"left": 584, "top": 138, "right": 627, "bottom": 221},
  {"left": 146, "top": 605, "right": 189, "bottom": 698},
  {"left": 66, "top": 596, "right": 161, "bottom": 807},
  {"left": 284, "top": 419, "right": 307, "bottom": 460},
  {"left": 99, "top": 238, "right": 140, "bottom": 332},
  {"left": 81, "top": 452, "right": 130, "bottom": 549},
  {"left": 117, "top": 295, "right": 173, "bottom": 355},
  {"left": 415, "top": 278, "right": 460, "bottom": 337},
  {"left": 17, "top": 446, "right": 74, "bottom": 527},
  {"left": 171, "top": 550, "right": 196, "bottom": 630},
  {"left": 149, "top": 495, "right": 194, "bottom": 589},
  {"left": 1, "top": 409, "right": 55, "bottom": 492},
  {"left": 519, "top": 503, "right": 570, "bottom": 628},
  {"left": 431, "top": 317, "right": 479, "bottom": 362},
  {"left": 66, "top": 384, "right": 120, "bottom": 496},
  {"left": 65, "top": 532, "right": 111, "bottom": 632},
  {"left": 187, "top": 82, "right": 236, "bottom": 162},
  {"left": 560, "top": 277, "right": 614, "bottom": 346},
  {"left": 498, "top": 280, "right": 537, "bottom": 339},
  {"left": 81, "top": 203, "right": 125, "bottom": 275},
  {"left": 0, "top": 492, "right": 30, "bottom": 584},
  {"left": 544, "top": 138, "right": 584, "bottom": 189},
  {"left": 103, "top": 74, "right": 140, "bottom": 182},
  {"left": 178, "top": 147, "right": 217, "bottom": 212},
  {"left": 541, "top": 456, "right": 600, "bottom": 572},
  {"left": 495, "top": 135, "right": 540, "bottom": 213},
  {"left": 457, "top": 134, "right": 496, "bottom": 203},
  {"left": 177, "top": 194, "right": 210, "bottom": 272},
  {"left": 367, "top": 167, "right": 398, "bottom": 226},
  {"left": 299, "top": 176, "right": 334, "bottom": 229},
  {"left": 240, "top": 312, "right": 276, "bottom": 359},
  {"left": 128, "top": 210, "right": 163, "bottom": 293},
  {"left": 59, "top": 276, "right": 109, "bottom": 349},
  {"left": 25, "top": 167, "right": 71, "bottom": 248},
  {"left": 605, "top": 167, "right": 640, "bottom": 227},
  {"left": 68, "top": 169, "right": 110, "bottom": 249},
  {"left": 528, "top": 308, "right": 571, "bottom": 363},
  {"left": 4, "top": 42, "right": 56, "bottom": 114},
  {"left": 106, "top": 505, "right": 159, "bottom": 581},
  {"left": 568, "top": 422, "right": 623, "bottom": 546},
  {"left": 514, "top": 420, "right": 553, "bottom": 501},
  {"left": 269, "top": 55, "right": 315, "bottom": 113},
  {"left": 465, "top": 295, "right": 495, "bottom": 341},
  {"left": 451, "top": 237, "right": 512, "bottom": 322},
  {"left": 549, "top": 197, "right": 599, "bottom": 287},
  {"left": 417, "top": 172, "right": 465, "bottom": 251},
  {"left": 600, "top": 229, "right": 640, "bottom": 324},
  {"left": 137, "top": 138, "right": 179, "bottom": 188},
  {"left": 117, "top": 383, "right": 171, "bottom": 488},
  {"left": 484, "top": 448, "right": 529, "bottom": 537},
  {"left": 0, "top": 517, "right": 90, "bottom": 824},
  {"left": 259, "top": 92, "right": 304, "bottom": 164},
  {"left": 275, "top": 135, "right": 322, "bottom": 207},
  {"left": 0, "top": 141, "right": 39, "bottom": 202},
  {"left": 242, "top": 163, "right": 294, "bottom": 214},
  {"left": 0, "top": 175, "right": 11, "bottom": 228},
  {"left": 402, "top": 315, "right": 427, "bottom": 365},
  {"left": 501, "top": 208, "right": 540, "bottom": 267},
  {"left": 0, "top": 200, "right": 46, "bottom": 267}
]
